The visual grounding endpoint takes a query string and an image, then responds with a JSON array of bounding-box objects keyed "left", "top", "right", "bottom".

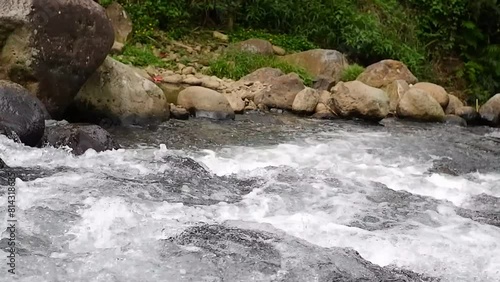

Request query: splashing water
[{"left": 1, "top": 116, "right": 499, "bottom": 281}]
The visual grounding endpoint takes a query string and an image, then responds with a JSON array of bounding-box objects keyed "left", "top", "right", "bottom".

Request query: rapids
[{"left": 1, "top": 114, "right": 499, "bottom": 281}]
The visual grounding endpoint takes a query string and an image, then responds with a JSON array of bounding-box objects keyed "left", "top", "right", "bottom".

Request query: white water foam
[{"left": 1, "top": 130, "right": 499, "bottom": 281}]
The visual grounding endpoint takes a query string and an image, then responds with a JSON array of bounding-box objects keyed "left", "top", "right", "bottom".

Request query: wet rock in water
[
  {"left": 0, "top": 80, "right": 46, "bottom": 146},
  {"left": 456, "top": 193, "right": 500, "bottom": 228},
  {"left": 41, "top": 123, "right": 119, "bottom": 155},
  {"left": 0, "top": 123, "right": 21, "bottom": 144},
  {"left": 330, "top": 80, "right": 390, "bottom": 122},
  {"left": 455, "top": 106, "right": 480, "bottom": 125},
  {"left": 110, "top": 155, "right": 259, "bottom": 205},
  {"left": 70, "top": 56, "right": 169, "bottom": 126},
  {"left": 0, "top": 0, "right": 114, "bottom": 118},
  {"left": 161, "top": 221, "right": 437, "bottom": 282},
  {"left": 170, "top": 104, "right": 190, "bottom": 120},
  {"left": 355, "top": 183, "right": 442, "bottom": 231},
  {"left": 177, "top": 86, "right": 235, "bottom": 120},
  {"left": 479, "top": 93, "right": 500, "bottom": 126},
  {"left": 444, "top": 114, "right": 467, "bottom": 127}
]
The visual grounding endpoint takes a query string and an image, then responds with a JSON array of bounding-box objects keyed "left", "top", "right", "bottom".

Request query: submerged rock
[
  {"left": 0, "top": 80, "right": 46, "bottom": 146},
  {"left": 161, "top": 221, "right": 437, "bottom": 282},
  {"left": 0, "top": 0, "right": 114, "bottom": 118},
  {"left": 106, "top": 155, "right": 260, "bottom": 205},
  {"left": 457, "top": 193, "right": 500, "bottom": 228},
  {"left": 444, "top": 114, "right": 467, "bottom": 127},
  {"left": 41, "top": 123, "right": 119, "bottom": 155}
]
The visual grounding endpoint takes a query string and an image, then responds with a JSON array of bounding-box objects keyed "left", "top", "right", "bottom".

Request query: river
[{"left": 1, "top": 114, "right": 499, "bottom": 281}]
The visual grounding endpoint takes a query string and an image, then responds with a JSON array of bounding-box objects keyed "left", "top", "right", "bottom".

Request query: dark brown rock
[
  {"left": 455, "top": 106, "right": 480, "bottom": 125},
  {"left": 0, "top": 0, "right": 114, "bottom": 118},
  {"left": 0, "top": 80, "right": 46, "bottom": 146},
  {"left": 41, "top": 123, "right": 119, "bottom": 155}
]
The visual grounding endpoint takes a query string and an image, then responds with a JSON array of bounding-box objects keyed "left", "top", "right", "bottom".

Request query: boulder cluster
[{"left": 1, "top": 0, "right": 499, "bottom": 158}]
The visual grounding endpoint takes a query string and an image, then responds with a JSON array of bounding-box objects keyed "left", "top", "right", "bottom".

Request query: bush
[
  {"left": 206, "top": 50, "right": 313, "bottom": 86},
  {"left": 114, "top": 0, "right": 500, "bottom": 102},
  {"left": 229, "top": 29, "right": 318, "bottom": 52},
  {"left": 112, "top": 44, "right": 166, "bottom": 67},
  {"left": 340, "top": 64, "right": 365, "bottom": 82}
]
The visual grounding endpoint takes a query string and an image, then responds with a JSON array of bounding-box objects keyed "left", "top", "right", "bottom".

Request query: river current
[{"left": 1, "top": 114, "right": 499, "bottom": 281}]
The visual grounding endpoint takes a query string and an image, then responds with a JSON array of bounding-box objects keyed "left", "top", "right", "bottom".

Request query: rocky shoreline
[{"left": 0, "top": 0, "right": 499, "bottom": 157}]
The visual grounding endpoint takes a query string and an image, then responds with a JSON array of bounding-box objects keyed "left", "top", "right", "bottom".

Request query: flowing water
[{"left": 1, "top": 114, "right": 499, "bottom": 282}]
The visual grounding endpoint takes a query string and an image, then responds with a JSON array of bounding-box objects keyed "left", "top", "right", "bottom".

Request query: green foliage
[
  {"left": 341, "top": 64, "right": 365, "bottom": 82},
  {"left": 113, "top": 0, "right": 500, "bottom": 102},
  {"left": 112, "top": 44, "right": 166, "bottom": 67},
  {"left": 99, "top": 0, "right": 113, "bottom": 7},
  {"left": 206, "top": 50, "right": 313, "bottom": 86},
  {"left": 229, "top": 29, "right": 318, "bottom": 52}
]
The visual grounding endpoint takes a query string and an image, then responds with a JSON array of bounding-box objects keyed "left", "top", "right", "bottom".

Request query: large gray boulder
[
  {"left": 0, "top": 80, "right": 47, "bottom": 146},
  {"left": 0, "top": 0, "right": 114, "bottom": 118},
  {"left": 70, "top": 57, "right": 169, "bottom": 126}
]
